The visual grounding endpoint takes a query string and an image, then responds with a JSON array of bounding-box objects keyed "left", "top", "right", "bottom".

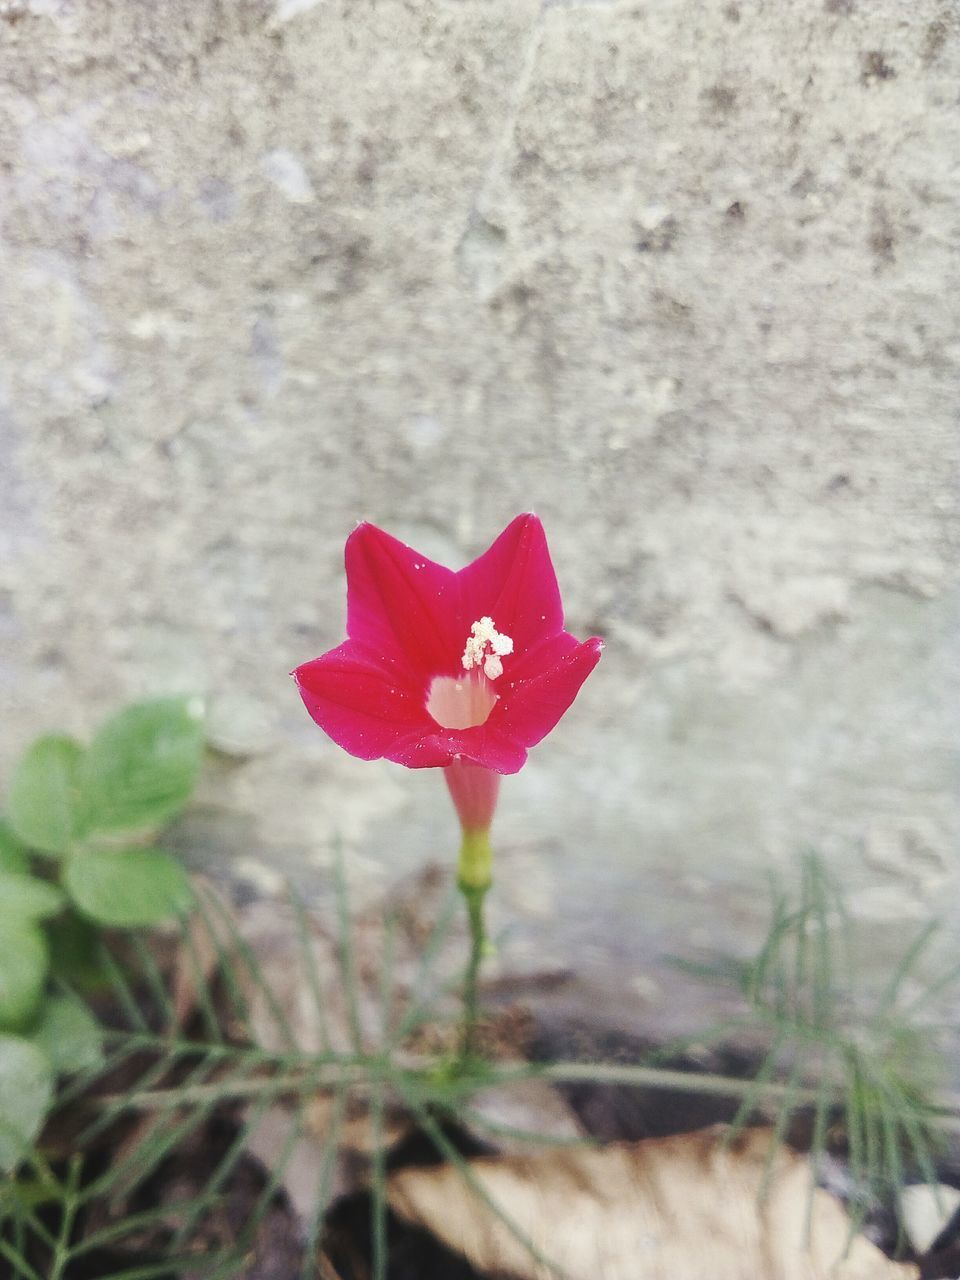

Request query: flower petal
[
  {"left": 294, "top": 643, "right": 526, "bottom": 771},
  {"left": 501, "top": 629, "right": 581, "bottom": 684},
  {"left": 457, "top": 514, "right": 564, "bottom": 656},
  {"left": 449, "top": 725, "right": 529, "bottom": 774},
  {"left": 390, "top": 728, "right": 526, "bottom": 773},
  {"left": 294, "top": 642, "right": 434, "bottom": 762},
  {"left": 492, "top": 637, "right": 603, "bottom": 749},
  {"left": 345, "top": 523, "right": 462, "bottom": 678}
]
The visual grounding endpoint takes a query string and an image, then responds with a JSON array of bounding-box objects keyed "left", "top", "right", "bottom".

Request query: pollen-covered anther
[
  {"left": 461, "top": 617, "right": 514, "bottom": 680},
  {"left": 483, "top": 654, "right": 503, "bottom": 679}
]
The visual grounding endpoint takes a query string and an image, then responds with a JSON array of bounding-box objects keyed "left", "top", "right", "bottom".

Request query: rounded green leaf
[
  {"left": 0, "top": 1036, "right": 54, "bottom": 1172},
  {"left": 28, "top": 995, "right": 104, "bottom": 1075},
  {"left": 48, "top": 911, "right": 110, "bottom": 991},
  {"left": 0, "top": 921, "right": 49, "bottom": 1031},
  {"left": 0, "top": 820, "right": 30, "bottom": 874},
  {"left": 0, "top": 872, "right": 65, "bottom": 921},
  {"left": 64, "top": 847, "right": 194, "bottom": 927},
  {"left": 80, "top": 697, "right": 205, "bottom": 836},
  {"left": 7, "top": 736, "right": 84, "bottom": 855}
]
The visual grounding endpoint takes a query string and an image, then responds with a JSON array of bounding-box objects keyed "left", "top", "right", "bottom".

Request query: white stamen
[
  {"left": 483, "top": 654, "right": 503, "bottom": 680},
  {"left": 460, "top": 617, "right": 514, "bottom": 680}
]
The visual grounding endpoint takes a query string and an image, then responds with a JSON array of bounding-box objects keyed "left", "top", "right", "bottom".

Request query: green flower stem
[{"left": 457, "top": 829, "right": 492, "bottom": 1062}]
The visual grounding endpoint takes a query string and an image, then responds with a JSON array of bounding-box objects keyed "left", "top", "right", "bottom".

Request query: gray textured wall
[{"left": 1, "top": 0, "right": 957, "bottom": 1021}]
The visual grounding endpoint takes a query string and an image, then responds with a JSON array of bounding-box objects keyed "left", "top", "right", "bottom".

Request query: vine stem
[
  {"left": 90, "top": 1058, "right": 960, "bottom": 1136},
  {"left": 459, "top": 881, "right": 489, "bottom": 1062},
  {"left": 48, "top": 1155, "right": 82, "bottom": 1280},
  {"left": 455, "top": 827, "right": 493, "bottom": 1065}
]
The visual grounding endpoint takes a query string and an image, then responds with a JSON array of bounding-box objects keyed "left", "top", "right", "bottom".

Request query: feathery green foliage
[{"left": 1, "top": 853, "right": 956, "bottom": 1278}]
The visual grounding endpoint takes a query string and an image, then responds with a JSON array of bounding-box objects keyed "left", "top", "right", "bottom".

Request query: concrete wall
[{"left": 1, "top": 0, "right": 957, "bottom": 1015}]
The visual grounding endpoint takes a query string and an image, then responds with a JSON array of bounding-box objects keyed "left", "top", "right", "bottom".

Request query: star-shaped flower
[{"left": 293, "top": 514, "right": 602, "bottom": 775}]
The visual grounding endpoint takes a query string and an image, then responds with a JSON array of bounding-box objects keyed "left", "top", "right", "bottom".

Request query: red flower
[{"left": 293, "top": 514, "right": 602, "bottom": 776}]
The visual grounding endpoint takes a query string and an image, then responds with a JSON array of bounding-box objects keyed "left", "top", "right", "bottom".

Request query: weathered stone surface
[{"left": 1, "top": 0, "right": 957, "bottom": 1017}]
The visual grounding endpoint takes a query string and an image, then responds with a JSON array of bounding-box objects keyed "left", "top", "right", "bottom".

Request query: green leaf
[
  {"left": 64, "top": 848, "right": 194, "bottom": 927},
  {"left": 7, "top": 736, "right": 84, "bottom": 855},
  {"left": 48, "top": 911, "right": 110, "bottom": 991},
  {"left": 0, "top": 1036, "right": 54, "bottom": 1173},
  {"left": 80, "top": 697, "right": 205, "bottom": 836},
  {"left": 0, "top": 872, "right": 65, "bottom": 921},
  {"left": 0, "top": 820, "right": 30, "bottom": 874},
  {"left": 28, "top": 995, "right": 104, "bottom": 1075},
  {"left": 0, "top": 921, "right": 49, "bottom": 1032}
]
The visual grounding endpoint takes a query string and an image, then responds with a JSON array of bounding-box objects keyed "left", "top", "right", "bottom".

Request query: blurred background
[{"left": 1, "top": 0, "right": 957, "bottom": 1037}]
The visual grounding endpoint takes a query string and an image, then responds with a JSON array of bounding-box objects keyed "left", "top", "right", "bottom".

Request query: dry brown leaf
[{"left": 387, "top": 1124, "right": 919, "bottom": 1280}]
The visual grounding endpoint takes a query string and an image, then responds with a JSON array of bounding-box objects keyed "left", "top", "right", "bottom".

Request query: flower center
[
  {"left": 426, "top": 619, "right": 514, "bottom": 730},
  {"left": 461, "top": 616, "right": 513, "bottom": 681},
  {"left": 427, "top": 672, "right": 498, "bottom": 730}
]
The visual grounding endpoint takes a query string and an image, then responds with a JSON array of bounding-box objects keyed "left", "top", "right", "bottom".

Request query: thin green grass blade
[
  {"left": 804, "top": 1050, "right": 833, "bottom": 1245},
  {"left": 199, "top": 886, "right": 299, "bottom": 1051},
  {"left": 7, "top": 1214, "right": 31, "bottom": 1277},
  {"left": 862, "top": 1080, "right": 883, "bottom": 1198},
  {"left": 809, "top": 859, "right": 837, "bottom": 1032},
  {"left": 333, "top": 842, "right": 364, "bottom": 1054},
  {"left": 169, "top": 1085, "right": 279, "bottom": 1249},
  {"left": 0, "top": 1241, "right": 45, "bottom": 1280},
  {"left": 791, "top": 860, "right": 812, "bottom": 1025},
  {"left": 165, "top": 1057, "right": 344, "bottom": 1252},
  {"left": 70, "top": 1197, "right": 225, "bottom": 1257},
  {"left": 402, "top": 1093, "right": 570, "bottom": 1280},
  {"left": 901, "top": 958, "right": 960, "bottom": 1021},
  {"left": 52, "top": 1036, "right": 143, "bottom": 1109},
  {"left": 882, "top": 1073, "right": 945, "bottom": 1212},
  {"left": 127, "top": 933, "right": 174, "bottom": 1028},
  {"left": 665, "top": 954, "right": 753, "bottom": 987},
  {"left": 99, "top": 945, "right": 149, "bottom": 1032},
  {"left": 875, "top": 1078, "right": 908, "bottom": 1252},
  {"left": 877, "top": 922, "right": 939, "bottom": 1016},
  {"left": 746, "top": 895, "right": 790, "bottom": 1005},
  {"left": 86, "top": 1260, "right": 227, "bottom": 1280},
  {"left": 370, "top": 1079, "right": 388, "bottom": 1280},
  {"left": 75, "top": 1045, "right": 187, "bottom": 1148},
  {"left": 759, "top": 1053, "right": 803, "bottom": 1202},
  {"left": 842, "top": 1064, "right": 870, "bottom": 1247},
  {"left": 233, "top": 1095, "right": 310, "bottom": 1254},
  {"left": 82, "top": 1054, "right": 231, "bottom": 1201},
  {"left": 290, "top": 887, "right": 333, "bottom": 1055},
  {"left": 190, "top": 885, "right": 253, "bottom": 1037},
  {"left": 177, "top": 915, "right": 224, "bottom": 1045},
  {"left": 636, "top": 1015, "right": 760, "bottom": 1067},
  {"left": 299, "top": 1087, "right": 347, "bottom": 1280},
  {"left": 0, "top": 1198, "right": 58, "bottom": 1252},
  {"left": 393, "top": 883, "right": 460, "bottom": 1044},
  {"left": 724, "top": 1032, "right": 787, "bottom": 1144},
  {"left": 379, "top": 911, "right": 397, "bottom": 1048}
]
